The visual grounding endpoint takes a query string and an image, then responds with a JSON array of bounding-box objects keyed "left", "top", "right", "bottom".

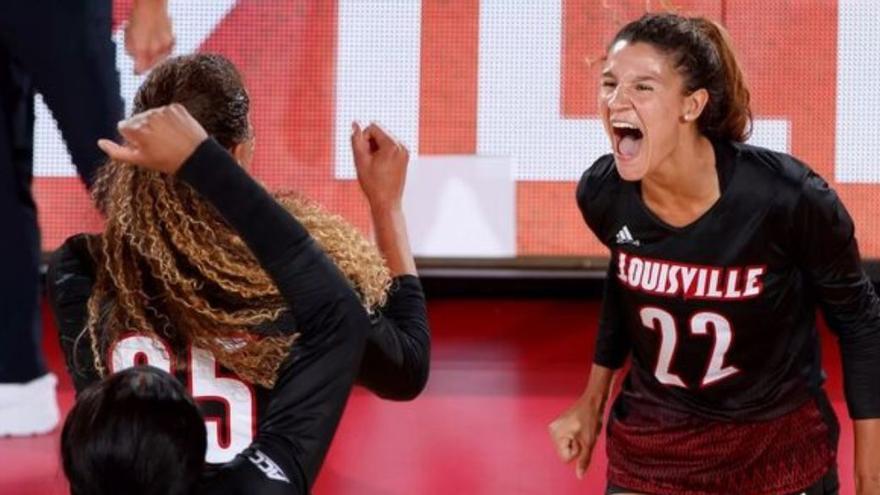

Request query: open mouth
[{"left": 611, "top": 122, "right": 643, "bottom": 161}]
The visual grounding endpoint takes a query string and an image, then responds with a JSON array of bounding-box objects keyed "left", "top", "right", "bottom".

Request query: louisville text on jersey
[{"left": 616, "top": 252, "right": 766, "bottom": 301}]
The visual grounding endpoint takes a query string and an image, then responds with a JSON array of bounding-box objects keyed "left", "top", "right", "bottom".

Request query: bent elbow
[
  {"left": 395, "top": 365, "right": 430, "bottom": 401},
  {"left": 372, "top": 356, "right": 430, "bottom": 402}
]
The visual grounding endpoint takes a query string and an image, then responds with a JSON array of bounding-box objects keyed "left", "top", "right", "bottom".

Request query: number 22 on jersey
[
  {"left": 109, "top": 334, "right": 255, "bottom": 463},
  {"left": 640, "top": 307, "right": 740, "bottom": 388}
]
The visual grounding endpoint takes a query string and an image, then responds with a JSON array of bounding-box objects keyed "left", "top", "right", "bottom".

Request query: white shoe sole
[{"left": 0, "top": 373, "right": 61, "bottom": 437}]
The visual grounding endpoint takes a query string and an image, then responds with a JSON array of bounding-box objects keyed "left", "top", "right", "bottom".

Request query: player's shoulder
[
  {"left": 576, "top": 154, "right": 621, "bottom": 218},
  {"left": 730, "top": 141, "right": 818, "bottom": 194},
  {"left": 729, "top": 142, "right": 838, "bottom": 219},
  {"left": 577, "top": 154, "right": 618, "bottom": 196}
]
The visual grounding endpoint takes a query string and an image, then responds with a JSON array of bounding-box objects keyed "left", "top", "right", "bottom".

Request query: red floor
[{"left": 0, "top": 298, "right": 856, "bottom": 494}]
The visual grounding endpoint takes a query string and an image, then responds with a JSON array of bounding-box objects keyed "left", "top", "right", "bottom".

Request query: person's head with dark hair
[
  {"left": 61, "top": 366, "right": 207, "bottom": 495},
  {"left": 599, "top": 12, "right": 751, "bottom": 181},
  {"left": 133, "top": 53, "right": 252, "bottom": 150}
]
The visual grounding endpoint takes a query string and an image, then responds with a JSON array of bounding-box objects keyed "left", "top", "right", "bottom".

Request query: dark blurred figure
[
  {"left": 0, "top": 0, "right": 172, "bottom": 437},
  {"left": 62, "top": 366, "right": 207, "bottom": 495}
]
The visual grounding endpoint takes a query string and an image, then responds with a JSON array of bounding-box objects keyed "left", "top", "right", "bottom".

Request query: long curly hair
[{"left": 86, "top": 54, "right": 390, "bottom": 387}]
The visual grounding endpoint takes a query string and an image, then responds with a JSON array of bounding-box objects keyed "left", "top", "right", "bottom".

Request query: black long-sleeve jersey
[
  {"left": 47, "top": 139, "right": 430, "bottom": 494},
  {"left": 578, "top": 139, "right": 880, "bottom": 493},
  {"left": 581, "top": 139, "right": 880, "bottom": 420}
]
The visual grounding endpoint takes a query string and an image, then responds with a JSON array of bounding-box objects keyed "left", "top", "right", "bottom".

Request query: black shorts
[{"left": 606, "top": 466, "right": 840, "bottom": 495}]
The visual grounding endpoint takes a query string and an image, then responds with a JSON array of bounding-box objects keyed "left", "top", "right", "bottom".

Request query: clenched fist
[
  {"left": 350, "top": 122, "right": 409, "bottom": 212},
  {"left": 549, "top": 398, "right": 604, "bottom": 480},
  {"left": 97, "top": 103, "right": 208, "bottom": 174}
]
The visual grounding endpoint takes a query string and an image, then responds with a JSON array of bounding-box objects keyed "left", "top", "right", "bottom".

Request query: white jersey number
[
  {"left": 640, "top": 307, "right": 740, "bottom": 388},
  {"left": 109, "top": 335, "right": 255, "bottom": 463}
]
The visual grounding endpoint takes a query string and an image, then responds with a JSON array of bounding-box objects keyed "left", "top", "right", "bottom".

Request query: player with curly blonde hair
[{"left": 48, "top": 54, "right": 429, "bottom": 492}]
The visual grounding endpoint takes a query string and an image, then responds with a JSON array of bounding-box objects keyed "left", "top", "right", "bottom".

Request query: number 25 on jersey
[{"left": 109, "top": 334, "right": 255, "bottom": 463}]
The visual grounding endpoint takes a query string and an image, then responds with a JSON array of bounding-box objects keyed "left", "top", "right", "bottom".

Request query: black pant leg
[
  {"left": 0, "top": 0, "right": 122, "bottom": 382},
  {"left": 0, "top": 45, "right": 44, "bottom": 383},
  {"left": 0, "top": 0, "right": 123, "bottom": 187}
]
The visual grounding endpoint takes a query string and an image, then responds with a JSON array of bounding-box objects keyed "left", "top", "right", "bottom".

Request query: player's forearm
[
  {"left": 837, "top": 310, "right": 880, "bottom": 418},
  {"left": 855, "top": 419, "right": 880, "bottom": 495},
  {"left": 577, "top": 364, "right": 616, "bottom": 416},
  {"left": 370, "top": 204, "right": 417, "bottom": 277},
  {"left": 358, "top": 276, "right": 430, "bottom": 400}
]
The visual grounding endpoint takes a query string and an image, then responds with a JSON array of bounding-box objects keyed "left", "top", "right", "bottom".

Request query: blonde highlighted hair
[{"left": 84, "top": 54, "right": 390, "bottom": 387}]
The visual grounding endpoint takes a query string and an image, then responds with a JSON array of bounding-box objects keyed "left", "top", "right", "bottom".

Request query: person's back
[
  {"left": 59, "top": 95, "right": 423, "bottom": 493},
  {"left": 46, "top": 53, "right": 381, "bottom": 464},
  {"left": 50, "top": 220, "right": 384, "bottom": 464},
  {"left": 49, "top": 53, "right": 430, "bottom": 490}
]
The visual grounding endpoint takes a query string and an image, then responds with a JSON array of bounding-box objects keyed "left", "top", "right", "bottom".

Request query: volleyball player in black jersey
[
  {"left": 50, "top": 54, "right": 428, "bottom": 494},
  {"left": 548, "top": 13, "right": 880, "bottom": 495},
  {"left": 60, "top": 104, "right": 409, "bottom": 494}
]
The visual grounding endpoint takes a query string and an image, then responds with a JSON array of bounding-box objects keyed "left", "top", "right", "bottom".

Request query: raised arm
[
  {"left": 99, "top": 104, "right": 370, "bottom": 493},
  {"left": 349, "top": 123, "right": 430, "bottom": 400}
]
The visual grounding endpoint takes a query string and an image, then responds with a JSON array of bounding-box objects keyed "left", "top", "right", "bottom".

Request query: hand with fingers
[
  {"left": 350, "top": 122, "right": 410, "bottom": 212},
  {"left": 125, "top": 0, "right": 175, "bottom": 74},
  {"left": 350, "top": 121, "right": 417, "bottom": 276},
  {"left": 549, "top": 399, "right": 604, "bottom": 480},
  {"left": 97, "top": 103, "right": 208, "bottom": 174}
]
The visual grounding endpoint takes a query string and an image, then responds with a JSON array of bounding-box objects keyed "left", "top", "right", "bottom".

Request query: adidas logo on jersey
[
  {"left": 615, "top": 225, "right": 640, "bottom": 246},
  {"left": 248, "top": 449, "right": 290, "bottom": 483}
]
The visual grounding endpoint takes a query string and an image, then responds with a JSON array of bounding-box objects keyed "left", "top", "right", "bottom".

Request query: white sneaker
[{"left": 0, "top": 373, "right": 61, "bottom": 437}]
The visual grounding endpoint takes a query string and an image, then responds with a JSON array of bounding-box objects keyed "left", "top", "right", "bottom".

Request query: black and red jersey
[
  {"left": 48, "top": 139, "right": 430, "bottom": 494},
  {"left": 578, "top": 139, "right": 880, "bottom": 494}
]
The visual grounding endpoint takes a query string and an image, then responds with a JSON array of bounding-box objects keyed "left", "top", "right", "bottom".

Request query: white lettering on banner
[
  {"left": 334, "top": 0, "right": 422, "bottom": 179},
  {"left": 476, "top": 0, "right": 604, "bottom": 181},
  {"left": 34, "top": 0, "right": 238, "bottom": 177},
  {"left": 476, "top": 0, "right": 788, "bottom": 181},
  {"left": 35, "top": 0, "right": 794, "bottom": 180},
  {"left": 335, "top": 0, "right": 789, "bottom": 182},
  {"left": 402, "top": 155, "right": 516, "bottom": 257},
  {"left": 836, "top": 0, "right": 880, "bottom": 183}
]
